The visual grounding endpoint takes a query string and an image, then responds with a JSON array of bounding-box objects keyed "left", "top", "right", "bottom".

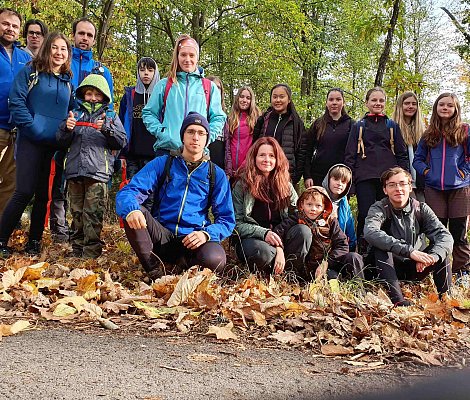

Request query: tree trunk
[
  {"left": 96, "top": 0, "right": 115, "bottom": 60},
  {"left": 374, "top": 0, "right": 401, "bottom": 87}
]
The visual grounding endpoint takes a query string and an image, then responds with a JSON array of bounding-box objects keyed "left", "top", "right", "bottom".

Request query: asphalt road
[{"left": 0, "top": 328, "right": 466, "bottom": 400}]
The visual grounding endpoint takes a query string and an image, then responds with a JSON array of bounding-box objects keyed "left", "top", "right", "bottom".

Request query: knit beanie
[{"left": 180, "top": 112, "right": 210, "bottom": 145}]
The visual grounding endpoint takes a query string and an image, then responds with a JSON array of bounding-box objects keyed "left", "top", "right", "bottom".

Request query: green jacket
[{"left": 232, "top": 180, "right": 298, "bottom": 239}]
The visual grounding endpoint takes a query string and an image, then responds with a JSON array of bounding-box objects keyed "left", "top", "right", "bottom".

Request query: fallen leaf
[
  {"left": 167, "top": 271, "right": 205, "bottom": 307},
  {"left": 452, "top": 308, "right": 469, "bottom": 323},
  {"left": 98, "top": 318, "right": 119, "bottom": 330},
  {"left": 23, "top": 262, "right": 48, "bottom": 281},
  {"left": 148, "top": 321, "right": 169, "bottom": 331},
  {"left": 251, "top": 310, "right": 267, "bottom": 326},
  {"left": 269, "top": 330, "right": 304, "bottom": 345},
  {"left": 321, "top": 344, "right": 354, "bottom": 356},
  {"left": 82, "top": 302, "right": 103, "bottom": 318},
  {"left": 206, "top": 322, "right": 238, "bottom": 340},
  {"left": 53, "top": 303, "right": 77, "bottom": 317},
  {"left": 2, "top": 267, "right": 27, "bottom": 290},
  {"left": 0, "top": 320, "right": 31, "bottom": 336},
  {"left": 56, "top": 296, "right": 88, "bottom": 312}
]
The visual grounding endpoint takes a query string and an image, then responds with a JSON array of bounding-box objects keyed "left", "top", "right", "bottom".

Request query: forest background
[{"left": 4, "top": 0, "right": 470, "bottom": 123}]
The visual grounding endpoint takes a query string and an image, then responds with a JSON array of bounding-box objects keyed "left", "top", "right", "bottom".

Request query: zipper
[
  {"left": 235, "top": 120, "right": 241, "bottom": 169},
  {"left": 441, "top": 139, "right": 446, "bottom": 190},
  {"left": 175, "top": 162, "right": 203, "bottom": 236},
  {"left": 183, "top": 73, "right": 189, "bottom": 118},
  {"left": 273, "top": 114, "right": 282, "bottom": 138}
]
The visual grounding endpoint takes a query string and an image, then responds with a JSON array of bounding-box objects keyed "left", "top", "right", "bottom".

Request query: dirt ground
[{"left": 0, "top": 326, "right": 468, "bottom": 400}]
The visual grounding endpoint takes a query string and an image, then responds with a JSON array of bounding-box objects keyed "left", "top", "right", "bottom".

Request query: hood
[
  {"left": 324, "top": 112, "right": 351, "bottom": 125},
  {"left": 135, "top": 57, "right": 160, "bottom": 98},
  {"left": 299, "top": 186, "right": 333, "bottom": 219},
  {"left": 322, "top": 163, "right": 352, "bottom": 203},
  {"left": 76, "top": 73, "right": 111, "bottom": 104}
]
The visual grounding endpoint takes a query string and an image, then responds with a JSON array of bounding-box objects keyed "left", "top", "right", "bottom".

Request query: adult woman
[
  {"left": 0, "top": 32, "right": 74, "bottom": 257},
  {"left": 253, "top": 84, "right": 306, "bottom": 184},
  {"left": 142, "top": 34, "right": 226, "bottom": 156},
  {"left": 413, "top": 93, "right": 470, "bottom": 275},
  {"left": 232, "top": 137, "right": 310, "bottom": 275},
  {"left": 225, "top": 86, "right": 261, "bottom": 179},
  {"left": 304, "top": 88, "right": 353, "bottom": 187},
  {"left": 206, "top": 75, "right": 227, "bottom": 169},
  {"left": 344, "top": 87, "right": 408, "bottom": 252},
  {"left": 392, "top": 91, "right": 425, "bottom": 201}
]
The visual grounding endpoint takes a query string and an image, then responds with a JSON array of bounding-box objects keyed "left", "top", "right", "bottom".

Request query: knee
[
  {"left": 196, "top": 242, "right": 226, "bottom": 272},
  {"left": 237, "top": 240, "right": 274, "bottom": 271},
  {"left": 285, "top": 224, "right": 312, "bottom": 247}
]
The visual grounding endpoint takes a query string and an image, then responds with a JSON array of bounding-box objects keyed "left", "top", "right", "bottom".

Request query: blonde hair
[
  {"left": 392, "top": 91, "right": 425, "bottom": 146},
  {"left": 228, "top": 86, "right": 261, "bottom": 135},
  {"left": 167, "top": 34, "right": 198, "bottom": 82}
]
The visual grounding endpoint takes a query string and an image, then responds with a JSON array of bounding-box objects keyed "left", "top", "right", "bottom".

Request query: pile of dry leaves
[{"left": 1, "top": 227, "right": 469, "bottom": 368}]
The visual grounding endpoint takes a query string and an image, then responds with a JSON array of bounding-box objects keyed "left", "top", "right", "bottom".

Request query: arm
[
  {"left": 460, "top": 126, "right": 470, "bottom": 175},
  {"left": 363, "top": 201, "right": 414, "bottom": 257},
  {"left": 343, "top": 122, "right": 359, "bottom": 177},
  {"left": 203, "top": 167, "right": 235, "bottom": 242},
  {"left": 232, "top": 180, "right": 270, "bottom": 239},
  {"left": 8, "top": 67, "right": 35, "bottom": 130},
  {"left": 412, "top": 138, "right": 429, "bottom": 176},
  {"left": 393, "top": 123, "right": 410, "bottom": 171},
  {"left": 273, "top": 215, "right": 297, "bottom": 244},
  {"left": 303, "top": 122, "right": 317, "bottom": 183},
  {"left": 56, "top": 117, "right": 75, "bottom": 149},
  {"left": 327, "top": 218, "right": 350, "bottom": 261},
  {"left": 102, "top": 112, "right": 128, "bottom": 150},
  {"left": 207, "top": 82, "right": 227, "bottom": 144},
  {"left": 420, "top": 203, "right": 454, "bottom": 262},
  {"left": 142, "top": 79, "right": 166, "bottom": 138},
  {"left": 344, "top": 204, "right": 357, "bottom": 251},
  {"left": 252, "top": 115, "right": 264, "bottom": 141},
  {"left": 224, "top": 123, "right": 233, "bottom": 176}
]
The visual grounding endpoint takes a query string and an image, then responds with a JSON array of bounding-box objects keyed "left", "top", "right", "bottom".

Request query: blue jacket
[
  {"left": 413, "top": 133, "right": 470, "bottom": 191},
  {"left": 0, "top": 43, "right": 31, "bottom": 130},
  {"left": 71, "top": 47, "right": 114, "bottom": 106},
  {"left": 8, "top": 65, "right": 73, "bottom": 144},
  {"left": 115, "top": 152, "right": 235, "bottom": 241},
  {"left": 142, "top": 68, "right": 226, "bottom": 151}
]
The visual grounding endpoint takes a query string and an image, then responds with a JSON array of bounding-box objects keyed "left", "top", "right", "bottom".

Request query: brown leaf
[
  {"left": 167, "top": 271, "right": 205, "bottom": 307},
  {"left": 251, "top": 310, "right": 267, "bottom": 326},
  {"left": 102, "top": 301, "right": 130, "bottom": 314},
  {"left": 269, "top": 330, "right": 304, "bottom": 345},
  {"left": 148, "top": 321, "right": 169, "bottom": 331},
  {"left": 321, "top": 344, "right": 354, "bottom": 356},
  {"left": 399, "top": 349, "right": 442, "bottom": 366},
  {"left": 451, "top": 308, "right": 469, "bottom": 323},
  {"left": 206, "top": 322, "right": 238, "bottom": 340},
  {"left": 0, "top": 320, "right": 30, "bottom": 336},
  {"left": 98, "top": 318, "right": 119, "bottom": 330},
  {"left": 76, "top": 274, "right": 98, "bottom": 294},
  {"left": 194, "top": 290, "right": 218, "bottom": 310},
  {"left": 23, "top": 262, "right": 48, "bottom": 281}
]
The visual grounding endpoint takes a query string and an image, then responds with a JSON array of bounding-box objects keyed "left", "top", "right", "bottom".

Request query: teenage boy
[
  {"left": 116, "top": 112, "right": 235, "bottom": 280},
  {"left": 364, "top": 167, "right": 453, "bottom": 306},
  {"left": 0, "top": 8, "right": 30, "bottom": 219},
  {"left": 56, "top": 74, "right": 126, "bottom": 258},
  {"left": 22, "top": 19, "right": 47, "bottom": 57},
  {"left": 322, "top": 164, "right": 357, "bottom": 251}
]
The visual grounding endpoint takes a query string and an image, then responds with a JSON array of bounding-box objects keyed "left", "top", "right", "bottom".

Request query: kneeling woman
[{"left": 232, "top": 137, "right": 310, "bottom": 275}]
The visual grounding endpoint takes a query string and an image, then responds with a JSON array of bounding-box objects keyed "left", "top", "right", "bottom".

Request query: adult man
[
  {"left": 50, "top": 17, "right": 114, "bottom": 242},
  {"left": 116, "top": 112, "right": 235, "bottom": 280},
  {"left": 22, "top": 19, "right": 48, "bottom": 57},
  {"left": 0, "top": 8, "right": 31, "bottom": 219},
  {"left": 364, "top": 167, "right": 453, "bottom": 306}
]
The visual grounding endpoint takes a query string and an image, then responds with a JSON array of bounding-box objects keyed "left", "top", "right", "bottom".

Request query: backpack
[
  {"left": 152, "top": 155, "right": 216, "bottom": 214},
  {"left": 356, "top": 118, "right": 396, "bottom": 159},
  {"left": 159, "top": 77, "right": 212, "bottom": 122},
  {"left": 380, "top": 197, "right": 423, "bottom": 234}
]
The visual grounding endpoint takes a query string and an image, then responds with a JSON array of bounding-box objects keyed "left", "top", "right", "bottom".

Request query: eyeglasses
[
  {"left": 385, "top": 181, "right": 410, "bottom": 189},
  {"left": 27, "top": 31, "right": 43, "bottom": 37},
  {"left": 185, "top": 129, "right": 208, "bottom": 137}
]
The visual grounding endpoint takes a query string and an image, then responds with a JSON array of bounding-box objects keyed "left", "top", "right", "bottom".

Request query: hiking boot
[
  {"left": 24, "top": 240, "right": 41, "bottom": 256},
  {"left": 0, "top": 241, "right": 12, "bottom": 259}
]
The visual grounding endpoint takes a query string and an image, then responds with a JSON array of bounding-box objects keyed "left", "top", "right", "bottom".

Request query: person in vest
[{"left": 364, "top": 167, "right": 453, "bottom": 306}]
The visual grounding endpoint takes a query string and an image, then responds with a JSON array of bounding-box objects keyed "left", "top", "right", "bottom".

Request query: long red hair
[{"left": 241, "top": 137, "right": 291, "bottom": 210}]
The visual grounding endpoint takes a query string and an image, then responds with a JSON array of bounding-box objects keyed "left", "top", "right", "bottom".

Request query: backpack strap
[
  {"left": 357, "top": 120, "right": 366, "bottom": 159},
  {"left": 386, "top": 119, "right": 396, "bottom": 155},
  {"left": 207, "top": 160, "right": 215, "bottom": 207},
  {"left": 152, "top": 155, "right": 174, "bottom": 215},
  {"left": 201, "top": 78, "right": 211, "bottom": 115},
  {"left": 160, "top": 77, "right": 174, "bottom": 123},
  {"left": 27, "top": 69, "right": 39, "bottom": 93}
]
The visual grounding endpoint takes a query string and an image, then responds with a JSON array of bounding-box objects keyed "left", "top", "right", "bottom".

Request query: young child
[
  {"left": 322, "top": 164, "right": 357, "bottom": 251},
  {"left": 119, "top": 57, "right": 159, "bottom": 180},
  {"left": 274, "top": 186, "right": 364, "bottom": 281},
  {"left": 57, "top": 74, "right": 127, "bottom": 258}
]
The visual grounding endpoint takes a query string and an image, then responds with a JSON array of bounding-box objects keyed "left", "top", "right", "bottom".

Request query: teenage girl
[
  {"left": 225, "top": 86, "right": 261, "bottom": 179},
  {"left": 344, "top": 87, "right": 408, "bottom": 252},
  {"left": 304, "top": 88, "right": 353, "bottom": 187},
  {"left": 392, "top": 91, "right": 426, "bottom": 201},
  {"left": 413, "top": 93, "right": 470, "bottom": 275}
]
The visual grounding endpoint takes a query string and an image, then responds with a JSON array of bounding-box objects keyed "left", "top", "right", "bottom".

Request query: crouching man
[
  {"left": 364, "top": 167, "right": 453, "bottom": 306},
  {"left": 116, "top": 112, "right": 235, "bottom": 280}
]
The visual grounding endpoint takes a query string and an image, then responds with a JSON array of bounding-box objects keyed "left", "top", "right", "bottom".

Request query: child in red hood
[{"left": 274, "top": 186, "right": 364, "bottom": 281}]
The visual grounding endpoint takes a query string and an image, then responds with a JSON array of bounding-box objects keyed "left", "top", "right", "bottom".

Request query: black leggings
[
  {"left": 0, "top": 136, "right": 55, "bottom": 242},
  {"left": 355, "top": 178, "right": 385, "bottom": 241},
  {"left": 124, "top": 206, "right": 226, "bottom": 273}
]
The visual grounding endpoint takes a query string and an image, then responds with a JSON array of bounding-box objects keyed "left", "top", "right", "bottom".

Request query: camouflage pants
[{"left": 68, "top": 178, "right": 106, "bottom": 258}]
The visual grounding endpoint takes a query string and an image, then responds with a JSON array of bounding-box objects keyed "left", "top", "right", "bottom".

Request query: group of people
[{"left": 1, "top": 8, "right": 469, "bottom": 306}]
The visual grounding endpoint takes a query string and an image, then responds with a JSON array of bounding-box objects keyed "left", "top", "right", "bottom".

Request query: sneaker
[
  {"left": 0, "top": 241, "right": 11, "bottom": 259},
  {"left": 24, "top": 240, "right": 41, "bottom": 256},
  {"left": 455, "top": 271, "right": 470, "bottom": 289}
]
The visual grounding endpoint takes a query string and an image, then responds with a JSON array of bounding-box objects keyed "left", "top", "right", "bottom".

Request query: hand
[
  {"left": 424, "top": 169, "right": 429, "bottom": 176},
  {"left": 416, "top": 262, "right": 428, "bottom": 273},
  {"left": 66, "top": 111, "right": 76, "bottom": 131},
  {"left": 265, "top": 230, "right": 283, "bottom": 247},
  {"left": 96, "top": 113, "right": 106, "bottom": 130},
  {"left": 273, "top": 247, "right": 285, "bottom": 275},
  {"left": 304, "top": 178, "right": 313, "bottom": 189},
  {"left": 182, "top": 231, "right": 208, "bottom": 250},
  {"left": 410, "top": 250, "right": 436, "bottom": 267},
  {"left": 126, "top": 210, "right": 147, "bottom": 229}
]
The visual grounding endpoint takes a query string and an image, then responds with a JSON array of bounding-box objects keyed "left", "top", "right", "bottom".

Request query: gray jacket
[{"left": 364, "top": 198, "right": 453, "bottom": 262}]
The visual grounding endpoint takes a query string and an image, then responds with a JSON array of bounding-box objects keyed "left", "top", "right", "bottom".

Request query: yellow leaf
[
  {"left": 23, "top": 262, "right": 48, "bottom": 281},
  {"left": 0, "top": 320, "right": 31, "bottom": 336},
  {"left": 206, "top": 322, "right": 238, "bottom": 340},
  {"left": 251, "top": 310, "right": 267, "bottom": 326},
  {"left": 36, "top": 278, "right": 61, "bottom": 290},
  {"left": 82, "top": 302, "right": 103, "bottom": 318},
  {"left": 133, "top": 301, "right": 179, "bottom": 318},
  {"left": 76, "top": 274, "right": 98, "bottom": 293},
  {"left": 53, "top": 303, "right": 77, "bottom": 317},
  {"left": 167, "top": 271, "right": 205, "bottom": 307},
  {"left": 56, "top": 295, "right": 88, "bottom": 311}
]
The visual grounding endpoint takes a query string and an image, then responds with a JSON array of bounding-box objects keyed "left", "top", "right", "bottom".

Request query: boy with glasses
[
  {"left": 364, "top": 167, "right": 453, "bottom": 306},
  {"left": 23, "top": 19, "right": 48, "bottom": 57}
]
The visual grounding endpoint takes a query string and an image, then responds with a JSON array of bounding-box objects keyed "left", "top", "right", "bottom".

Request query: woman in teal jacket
[{"left": 142, "top": 34, "right": 226, "bottom": 155}]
